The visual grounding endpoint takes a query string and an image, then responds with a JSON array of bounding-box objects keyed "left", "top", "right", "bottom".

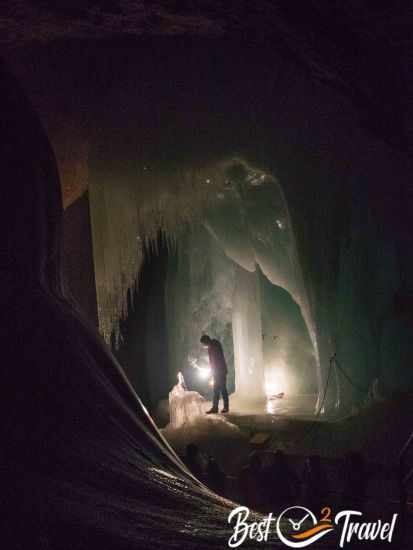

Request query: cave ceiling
[{"left": 1, "top": 2, "right": 412, "bottom": 206}]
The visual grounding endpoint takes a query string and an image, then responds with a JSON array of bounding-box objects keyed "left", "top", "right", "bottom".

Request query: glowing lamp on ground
[
  {"left": 264, "top": 368, "right": 287, "bottom": 397},
  {"left": 265, "top": 380, "right": 279, "bottom": 397}
]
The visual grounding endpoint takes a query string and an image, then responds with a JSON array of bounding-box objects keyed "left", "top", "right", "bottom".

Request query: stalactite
[{"left": 89, "top": 164, "right": 217, "bottom": 343}]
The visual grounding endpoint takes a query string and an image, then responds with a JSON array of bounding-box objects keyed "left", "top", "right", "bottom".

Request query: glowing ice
[
  {"left": 232, "top": 266, "right": 265, "bottom": 403},
  {"left": 169, "top": 372, "right": 206, "bottom": 428}
]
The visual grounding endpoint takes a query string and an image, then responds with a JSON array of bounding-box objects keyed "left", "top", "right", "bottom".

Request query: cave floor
[
  {"left": 162, "top": 397, "right": 413, "bottom": 544},
  {"left": 162, "top": 392, "right": 413, "bottom": 525},
  {"left": 225, "top": 393, "right": 318, "bottom": 426},
  {"left": 162, "top": 392, "right": 413, "bottom": 469}
]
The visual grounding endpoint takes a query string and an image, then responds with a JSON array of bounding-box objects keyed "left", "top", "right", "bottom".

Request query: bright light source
[
  {"left": 265, "top": 380, "right": 279, "bottom": 396},
  {"left": 197, "top": 367, "right": 211, "bottom": 380},
  {"left": 266, "top": 400, "right": 275, "bottom": 414},
  {"left": 188, "top": 355, "right": 212, "bottom": 384},
  {"left": 265, "top": 367, "right": 287, "bottom": 397}
]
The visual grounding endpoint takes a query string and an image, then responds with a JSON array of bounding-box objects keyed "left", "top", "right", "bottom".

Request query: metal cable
[{"left": 333, "top": 355, "right": 370, "bottom": 394}]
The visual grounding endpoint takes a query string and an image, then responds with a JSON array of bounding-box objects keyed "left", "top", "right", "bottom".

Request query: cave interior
[{"left": 2, "top": 4, "right": 413, "bottom": 547}]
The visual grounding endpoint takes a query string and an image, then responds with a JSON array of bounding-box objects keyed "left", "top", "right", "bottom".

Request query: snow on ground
[{"left": 162, "top": 413, "right": 250, "bottom": 474}]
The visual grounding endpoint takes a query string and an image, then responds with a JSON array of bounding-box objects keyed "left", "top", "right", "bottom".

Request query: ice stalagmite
[{"left": 169, "top": 373, "right": 206, "bottom": 428}]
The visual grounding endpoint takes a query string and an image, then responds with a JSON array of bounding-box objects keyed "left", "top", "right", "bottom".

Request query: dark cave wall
[
  {"left": 62, "top": 191, "right": 98, "bottom": 327},
  {"left": 6, "top": 46, "right": 94, "bottom": 208}
]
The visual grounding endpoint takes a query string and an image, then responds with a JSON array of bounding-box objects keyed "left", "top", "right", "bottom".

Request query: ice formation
[
  {"left": 169, "top": 372, "right": 207, "bottom": 428},
  {"left": 90, "top": 155, "right": 320, "bottom": 409},
  {"left": 89, "top": 166, "right": 216, "bottom": 342},
  {"left": 88, "top": 86, "right": 413, "bottom": 416},
  {"left": 162, "top": 414, "right": 248, "bottom": 475},
  {"left": 165, "top": 220, "right": 236, "bottom": 396},
  {"left": 162, "top": 160, "right": 318, "bottom": 408},
  {"left": 232, "top": 266, "right": 265, "bottom": 402}
]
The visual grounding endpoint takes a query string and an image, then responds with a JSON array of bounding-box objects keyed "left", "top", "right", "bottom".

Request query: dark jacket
[{"left": 208, "top": 339, "right": 228, "bottom": 375}]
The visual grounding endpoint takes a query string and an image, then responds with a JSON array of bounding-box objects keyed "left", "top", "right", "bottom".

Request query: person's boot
[
  {"left": 222, "top": 393, "right": 229, "bottom": 414},
  {"left": 206, "top": 408, "right": 218, "bottom": 414}
]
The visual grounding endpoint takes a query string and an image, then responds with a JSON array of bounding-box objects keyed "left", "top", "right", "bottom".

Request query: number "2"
[{"left": 321, "top": 507, "right": 332, "bottom": 522}]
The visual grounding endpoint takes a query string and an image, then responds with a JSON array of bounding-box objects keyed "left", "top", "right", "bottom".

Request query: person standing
[{"left": 200, "top": 334, "right": 229, "bottom": 414}]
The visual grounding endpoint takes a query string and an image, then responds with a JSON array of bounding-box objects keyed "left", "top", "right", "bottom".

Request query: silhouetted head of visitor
[
  {"left": 186, "top": 443, "right": 200, "bottom": 460},
  {"left": 200, "top": 334, "right": 212, "bottom": 348},
  {"left": 207, "top": 456, "right": 220, "bottom": 474},
  {"left": 248, "top": 451, "right": 262, "bottom": 472},
  {"left": 273, "top": 449, "right": 287, "bottom": 469}
]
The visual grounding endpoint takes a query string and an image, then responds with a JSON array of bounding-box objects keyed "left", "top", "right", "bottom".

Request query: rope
[
  {"left": 332, "top": 354, "right": 370, "bottom": 394},
  {"left": 315, "top": 354, "right": 335, "bottom": 418},
  {"left": 283, "top": 352, "right": 371, "bottom": 449},
  {"left": 285, "top": 349, "right": 371, "bottom": 445}
]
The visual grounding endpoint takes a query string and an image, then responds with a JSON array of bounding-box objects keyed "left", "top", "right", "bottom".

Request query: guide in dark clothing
[{"left": 200, "top": 334, "right": 229, "bottom": 414}]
